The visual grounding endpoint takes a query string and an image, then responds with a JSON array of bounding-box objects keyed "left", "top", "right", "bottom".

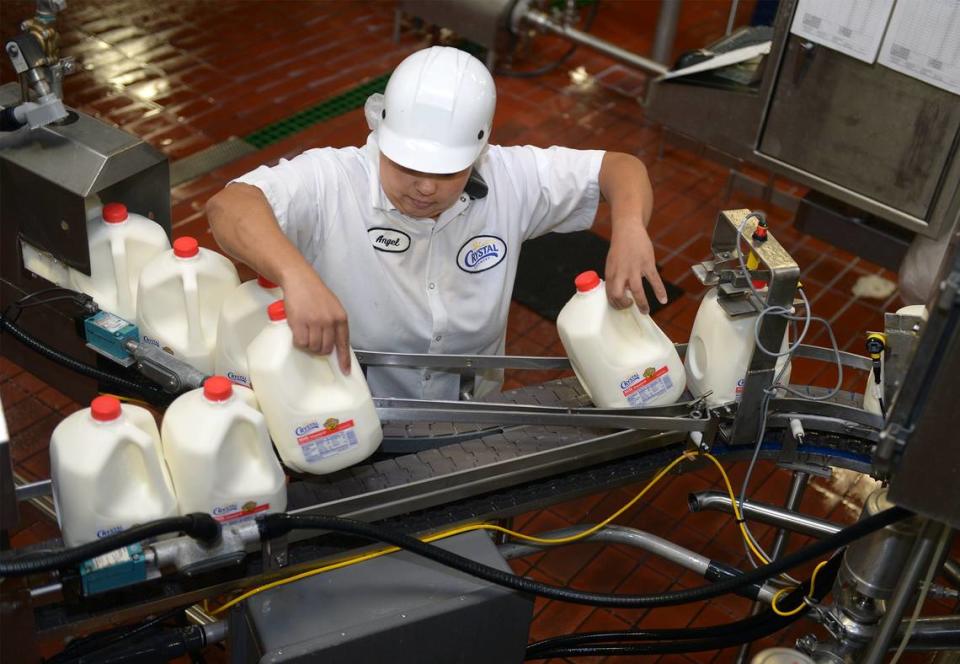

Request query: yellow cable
[
  {"left": 99, "top": 392, "right": 152, "bottom": 408},
  {"left": 211, "top": 451, "right": 821, "bottom": 616},
  {"left": 770, "top": 559, "right": 829, "bottom": 617},
  {"left": 211, "top": 451, "right": 697, "bottom": 615}
]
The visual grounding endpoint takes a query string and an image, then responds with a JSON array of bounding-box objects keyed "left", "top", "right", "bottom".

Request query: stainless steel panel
[{"left": 759, "top": 36, "right": 960, "bottom": 222}]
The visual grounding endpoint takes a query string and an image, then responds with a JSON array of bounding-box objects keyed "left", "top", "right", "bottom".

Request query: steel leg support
[{"left": 861, "top": 519, "right": 950, "bottom": 664}]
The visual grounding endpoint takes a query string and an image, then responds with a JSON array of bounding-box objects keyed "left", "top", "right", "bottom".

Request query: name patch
[
  {"left": 457, "top": 235, "right": 507, "bottom": 273},
  {"left": 368, "top": 228, "right": 411, "bottom": 253}
]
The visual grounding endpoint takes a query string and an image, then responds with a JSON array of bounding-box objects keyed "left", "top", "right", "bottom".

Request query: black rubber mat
[{"left": 512, "top": 230, "right": 683, "bottom": 321}]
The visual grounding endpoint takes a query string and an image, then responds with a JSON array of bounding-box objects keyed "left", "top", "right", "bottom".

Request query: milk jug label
[
  {"left": 225, "top": 370, "right": 251, "bottom": 387},
  {"left": 621, "top": 366, "right": 673, "bottom": 406},
  {"left": 735, "top": 378, "right": 746, "bottom": 402},
  {"left": 212, "top": 501, "right": 271, "bottom": 523},
  {"left": 96, "top": 525, "right": 124, "bottom": 539},
  {"left": 295, "top": 418, "right": 359, "bottom": 463}
]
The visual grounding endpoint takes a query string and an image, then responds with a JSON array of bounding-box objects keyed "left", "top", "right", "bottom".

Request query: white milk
[
  {"left": 685, "top": 287, "right": 791, "bottom": 408},
  {"left": 160, "top": 376, "right": 287, "bottom": 522},
  {"left": 862, "top": 304, "right": 927, "bottom": 414},
  {"left": 136, "top": 236, "right": 240, "bottom": 374},
  {"left": 247, "top": 300, "right": 383, "bottom": 474},
  {"left": 67, "top": 202, "right": 170, "bottom": 320},
  {"left": 214, "top": 276, "right": 282, "bottom": 387},
  {"left": 50, "top": 396, "right": 178, "bottom": 546},
  {"left": 557, "top": 271, "right": 686, "bottom": 408}
]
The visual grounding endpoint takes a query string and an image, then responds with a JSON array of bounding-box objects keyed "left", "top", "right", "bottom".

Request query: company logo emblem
[
  {"left": 226, "top": 371, "right": 250, "bottom": 386},
  {"left": 642, "top": 366, "right": 656, "bottom": 379},
  {"left": 97, "top": 525, "right": 123, "bottom": 538},
  {"left": 242, "top": 501, "right": 257, "bottom": 513},
  {"left": 324, "top": 417, "right": 340, "bottom": 431},
  {"left": 457, "top": 235, "right": 507, "bottom": 273},
  {"left": 213, "top": 504, "right": 238, "bottom": 516},
  {"left": 295, "top": 422, "right": 320, "bottom": 437},
  {"left": 368, "top": 228, "right": 411, "bottom": 253}
]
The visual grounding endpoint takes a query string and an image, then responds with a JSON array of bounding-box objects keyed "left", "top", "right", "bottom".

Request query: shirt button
[
  {"left": 460, "top": 195, "right": 467, "bottom": 202},
  {"left": 434, "top": 335, "right": 442, "bottom": 342},
  {"left": 428, "top": 282, "right": 436, "bottom": 290},
  {"left": 425, "top": 373, "right": 431, "bottom": 381}
]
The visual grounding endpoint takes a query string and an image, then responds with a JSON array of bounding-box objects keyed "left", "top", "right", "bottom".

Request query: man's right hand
[{"left": 281, "top": 266, "right": 352, "bottom": 375}]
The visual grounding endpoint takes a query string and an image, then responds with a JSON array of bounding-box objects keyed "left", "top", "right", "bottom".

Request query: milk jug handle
[
  {"left": 630, "top": 305, "right": 661, "bottom": 337},
  {"left": 129, "top": 426, "right": 172, "bottom": 493},
  {"left": 235, "top": 404, "right": 274, "bottom": 463}
]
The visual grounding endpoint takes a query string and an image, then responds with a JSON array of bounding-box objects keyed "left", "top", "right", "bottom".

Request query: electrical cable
[
  {"left": 212, "top": 450, "right": 773, "bottom": 615},
  {"left": 0, "top": 514, "right": 219, "bottom": 576},
  {"left": 47, "top": 607, "right": 185, "bottom": 663},
  {"left": 888, "top": 525, "right": 953, "bottom": 664},
  {"left": 526, "top": 555, "right": 842, "bottom": 659},
  {"left": 495, "top": 1, "right": 600, "bottom": 78},
  {"left": 253, "top": 504, "right": 908, "bottom": 611}
]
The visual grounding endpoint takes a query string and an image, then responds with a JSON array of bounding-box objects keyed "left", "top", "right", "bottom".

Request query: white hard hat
[{"left": 377, "top": 46, "right": 496, "bottom": 174}]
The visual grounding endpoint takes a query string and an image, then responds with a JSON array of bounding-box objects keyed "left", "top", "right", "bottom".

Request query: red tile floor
[{"left": 1, "top": 1, "right": 954, "bottom": 662}]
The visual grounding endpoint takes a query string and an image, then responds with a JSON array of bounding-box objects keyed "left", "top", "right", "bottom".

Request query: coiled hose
[
  {"left": 0, "top": 514, "right": 219, "bottom": 576},
  {"left": 259, "top": 506, "right": 909, "bottom": 608},
  {"left": 0, "top": 312, "right": 165, "bottom": 401}
]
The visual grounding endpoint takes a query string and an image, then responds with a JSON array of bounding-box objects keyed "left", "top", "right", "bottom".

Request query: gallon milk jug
[
  {"left": 67, "top": 202, "right": 170, "bottom": 321},
  {"left": 557, "top": 271, "right": 686, "bottom": 408},
  {"left": 50, "top": 396, "right": 178, "bottom": 547},
  {"left": 685, "top": 287, "right": 791, "bottom": 408},
  {"left": 862, "top": 304, "right": 927, "bottom": 415},
  {"left": 247, "top": 300, "right": 383, "bottom": 474},
  {"left": 137, "top": 236, "right": 240, "bottom": 374},
  {"left": 161, "top": 376, "right": 287, "bottom": 521},
  {"left": 214, "top": 276, "right": 282, "bottom": 386}
]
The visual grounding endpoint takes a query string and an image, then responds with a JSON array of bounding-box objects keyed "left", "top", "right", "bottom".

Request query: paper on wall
[{"left": 790, "top": 0, "right": 895, "bottom": 63}]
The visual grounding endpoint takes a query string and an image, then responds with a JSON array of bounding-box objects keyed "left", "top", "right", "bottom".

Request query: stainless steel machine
[{"left": 2, "top": 209, "right": 958, "bottom": 663}]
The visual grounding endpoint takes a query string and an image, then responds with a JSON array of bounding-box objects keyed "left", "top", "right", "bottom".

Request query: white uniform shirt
[{"left": 232, "top": 134, "right": 604, "bottom": 400}]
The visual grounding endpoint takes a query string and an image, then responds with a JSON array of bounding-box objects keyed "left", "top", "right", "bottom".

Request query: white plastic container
[
  {"left": 137, "top": 236, "right": 240, "bottom": 374},
  {"left": 66, "top": 202, "right": 170, "bottom": 321},
  {"left": 161, "top": 376, "right": 287, "bottom": 522},
  {"left": 557, "top": 271, "right": 686, "bottom": 408},
  {"left": 685, "top": 287, "right": 791, "bottom": 408},
  {"left": 247, "top": 300, "right": 383, "bottom": 474},
  {"left": 50, "top": 396, "right": 178, "bottom": 547},
  {"left": 214, "top": 276, "right": 282, "bottom": 387},
  {"left": 862, "top": 304, "right": 928, "bottom": 414}
]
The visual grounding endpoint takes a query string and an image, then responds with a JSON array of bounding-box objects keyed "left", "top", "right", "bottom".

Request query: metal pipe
[
  {"left": 725, "top": 0, "right": 741, "bottom": 36},
  {"left": 523, "top": 9, "right": 669, "bottom": 77},
  {"left": 689, "top": 491, "right": 840, "bottom": 538},
  {"left": 202, "top": 620, "right": 228, "bottom": 646},
  {"left": 908, "top": 616, "right": 960, "bottom": 649},
  {"left": 944, "top": 558, "right": 960, "bottom": 587},
  {"left": 861, "top": 520, "right": 949, "bottom": 664},
  {"left": 651, "top": 0, "right": 682, "bottom": 65},
  {"left": 497, "top": 523, "right": 777, "bottom": 603}
]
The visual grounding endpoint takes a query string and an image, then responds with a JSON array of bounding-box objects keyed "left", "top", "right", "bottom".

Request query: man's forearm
[
  {"left": 205, "top": 183, "right": 314, "bottom": 285},
  {"left": 598, "top": 151, "right": 654, "bottom": 231}
]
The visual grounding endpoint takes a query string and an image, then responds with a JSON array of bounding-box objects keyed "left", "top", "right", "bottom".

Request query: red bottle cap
[
  {"left": 575, "top": 270, "right": 601, "bottom": 292},
  {"left": 203, "top": 376, "right": 233, "bottom": 402},
  {"left": 90, "top": 395, "right": 122, "bottom": 421},
  {"left": 267, "top": 300, "right": 286, "bottom": 321},
  {"left": 173, "top": 236, "right": 199, "bottom": 258},
  {"left": 102, "top": 203, "right": 128, "bottom": 224},
  {"left": 257, "top": 275, "right": 279, "bottom": 289}
]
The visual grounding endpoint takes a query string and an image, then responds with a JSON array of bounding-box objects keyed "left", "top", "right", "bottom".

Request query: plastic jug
[
  {"left": 557, "top": 271, "right": 686, "bottom": 408},
  {"left": 137, "top": 236, "right": 240, "bottom": 374},
  {"left": 247, "top": 300, "right": 383, "bottom": 474},
  {"left": 214, "top": 276, "right": 282, "bottom": 387},
  {"left": 862, "top": 304, "right": 927, "bottom": 415},
  {"left": 50, "top": 396, "right": 178, "bottom": 547},
  {"left": 685, "top": 287, "right": 791, "bottom": 408},
  {"left": 66, "top": 203, "right": 170, "bottom": 320},
  {"left": 161, "top": 376, "right": 287, "bottom": 521}
]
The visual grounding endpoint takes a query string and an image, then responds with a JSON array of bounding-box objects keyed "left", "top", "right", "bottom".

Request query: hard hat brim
[{"left": 378, "top": 124, "right": 482, "bottom": 175}]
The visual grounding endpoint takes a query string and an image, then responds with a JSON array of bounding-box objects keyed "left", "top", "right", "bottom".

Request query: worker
[{"left": 206, "top": 46, "right": 665, "bottom": 400}]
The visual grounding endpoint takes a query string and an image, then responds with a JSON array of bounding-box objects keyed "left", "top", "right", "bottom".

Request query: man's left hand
[{"left": 605, "top": 218, "right": 667, "bottom": 314}]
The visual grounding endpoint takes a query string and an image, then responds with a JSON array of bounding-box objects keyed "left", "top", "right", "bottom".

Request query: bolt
[
  {"left": 796, "top": 634, "right": 818, "bottom": 654},
  {"left": 7, "top": 43, "right": 19, "bottom": 56}
]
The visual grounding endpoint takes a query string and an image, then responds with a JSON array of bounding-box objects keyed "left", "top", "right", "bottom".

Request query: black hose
[
  {"left": 0, "top": 312, "right": 165, "bottom": 400},
  {"left": 526, "top": 556, "right": 841, "bottom": 659},
  {"left": 526, "top": 555, "right": 840, "bottom": 656},
  {"left": 259, "top": 505, "right": 909, "bottom": 608},
  {"left": 0, "top": 514, "right": 219, "bottom": 576}
]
